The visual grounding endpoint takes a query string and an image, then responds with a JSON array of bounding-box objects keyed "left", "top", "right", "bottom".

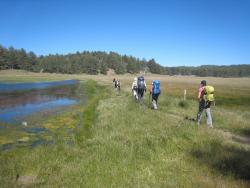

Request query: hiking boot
[
  {"left": 207, "top": 124, "right": 213, "bottom": 128},
  {"left": 152, "top": 100, "right": 157, "bottom": 109}
]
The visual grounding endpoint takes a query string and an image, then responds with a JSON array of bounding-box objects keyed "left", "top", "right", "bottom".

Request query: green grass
[{"left": 0, "top": 71, "right": 250, "bottom": 187}]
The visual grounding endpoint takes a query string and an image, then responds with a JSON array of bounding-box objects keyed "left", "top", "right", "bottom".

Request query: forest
[{"left": 1, "top": 45, "right": 250, "bottom": 77}]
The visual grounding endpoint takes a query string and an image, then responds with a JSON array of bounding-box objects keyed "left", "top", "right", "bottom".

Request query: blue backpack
[{"left": 152, "top": 80, "right": 160, "bottom": 94}]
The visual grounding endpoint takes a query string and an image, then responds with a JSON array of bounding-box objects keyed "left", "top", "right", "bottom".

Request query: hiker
[
  {"left": 150, "top": 80, "right": 161, "bottom": 110},
  {"left": 116, "top": 79, "right": 121, "bottom": 91},
  {"left": 131, "top": 77, "right": 138, "bottom": 100},
  {"left": 113, "top": 78, "right": 116, "bottom": 88},
  {"left": 113, "top": 78, "right": 120, "bottom": 90},
  {"left": 137, "top": 76, "right": 147, "bottom": 100},
  {"left": 197, "top": 80, "right": 214, "bottom": 128}
]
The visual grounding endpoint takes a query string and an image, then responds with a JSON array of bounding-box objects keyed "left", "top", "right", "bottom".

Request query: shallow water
[
  {"left": 0, "top": 80, "right": 77, "bottom": 93},
  {"left": 0, "top": 80, "right": 83, "bottom": 150},
  {"left": 0, "top": 80, "right": 79, "bottom": 123},
  {"left": 0, "top": 98, "right": 77, "bottom": 123}
]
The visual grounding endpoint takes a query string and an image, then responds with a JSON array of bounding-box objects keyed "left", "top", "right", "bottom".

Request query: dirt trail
[{"left": 215, "top": 129, "right": 250, "bottom": 148}]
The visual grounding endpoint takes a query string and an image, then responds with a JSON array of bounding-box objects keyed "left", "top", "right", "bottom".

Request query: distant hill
[{"left": 1, "top": 44, "right": 249, "bottom": 77}]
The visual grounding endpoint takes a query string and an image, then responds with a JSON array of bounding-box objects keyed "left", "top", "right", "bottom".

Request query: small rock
[
  {"left": 17, "top": 136, "right": 30, "bottom": 142},
  {"left": 17, "top": 175, "right": 36, "bottom": 186},
  {"left": 22, "top": 121, "right": 28, "bottom": 126}
]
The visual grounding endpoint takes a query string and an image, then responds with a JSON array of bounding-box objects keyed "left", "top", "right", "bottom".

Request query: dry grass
[{"left": 2, "top": 69, "right": 249, "bottom": 105}]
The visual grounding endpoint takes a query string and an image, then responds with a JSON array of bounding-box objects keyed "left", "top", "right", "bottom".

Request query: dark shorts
[
  {"left": 137, "top": 88, "right": 144, "bottom": 98},
  {"left": 152, "top": 93, "right": 160, "bottom": 102},
  {"left": 199, "top": 99, "right": 211, "bottom": 111}
]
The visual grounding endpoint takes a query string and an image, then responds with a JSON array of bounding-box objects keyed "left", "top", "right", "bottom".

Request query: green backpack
[{"left": 205, "top": 86, "right": 215, "bottom": 101}]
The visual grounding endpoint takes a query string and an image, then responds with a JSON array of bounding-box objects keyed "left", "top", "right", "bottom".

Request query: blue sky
[{"left": 0, "top": 0, "right": 250, "bottom": 66}]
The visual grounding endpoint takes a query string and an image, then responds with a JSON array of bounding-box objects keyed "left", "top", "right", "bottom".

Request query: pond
[{"left": 0, "top": 80, "right": 84, "bottom": 150}]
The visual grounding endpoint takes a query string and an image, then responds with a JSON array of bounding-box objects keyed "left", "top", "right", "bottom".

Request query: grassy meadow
[{"left": 0, "top": 70, "right": 250, "bottom": 187}]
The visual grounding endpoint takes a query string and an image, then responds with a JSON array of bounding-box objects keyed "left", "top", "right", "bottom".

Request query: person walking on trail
[
  {"left": 150, "top": 80, "right": 161, "bottom": 110},
  {"left": 197, "top": 80, "right": 214, "bottom": 128},
  {"left": 113, "top": 78, "right": 116, "bottom": 88},
  {"left": 131, "top": 77, "right": 138, "bottom": 100},
  {"left": 113, "top": 78, "right": 120, "bottom": 90},
  {"left": 137, "top": 76, "right": 147, "bottom": 101},
  {"left": 116, "top": 79, "right": 121, "bottom": 91}
]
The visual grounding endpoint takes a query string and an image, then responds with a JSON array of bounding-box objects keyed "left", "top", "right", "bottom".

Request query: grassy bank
[
  {"left": 0, "top": 70, "right": 250, "bottom": 187},
  {"left": 0, "top": 80, "right": 110, "bottom": 187}
]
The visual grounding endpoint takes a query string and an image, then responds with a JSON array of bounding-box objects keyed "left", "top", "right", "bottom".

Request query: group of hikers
[
  {"left": 113, "top": 76, "right": 215, "bottom": 128},
  {"left": 131, "top": 76, "right": 161, "bottom": 110}
]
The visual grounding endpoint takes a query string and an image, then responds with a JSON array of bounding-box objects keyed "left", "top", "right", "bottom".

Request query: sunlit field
[{"left": 0, "top": 70, "right": 250, "bottom": 187}]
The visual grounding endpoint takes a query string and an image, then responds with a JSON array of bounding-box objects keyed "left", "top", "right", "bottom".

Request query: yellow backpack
[{"left": 205, "top": 86, "right": 215, "bottom": 101}]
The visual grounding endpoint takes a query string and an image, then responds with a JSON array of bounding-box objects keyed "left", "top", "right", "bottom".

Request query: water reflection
[
  {"left": 0, "top": 80, "right": 77, "bottom": 93},
  {"left": 0, "top": 80, "right": 79, "bottom": 123},
  {"left": 0, "top": 98, "right": 77, "bottom": 123},
  {"left": 0, "top": 80, "right": 84, "bottom": 151}
]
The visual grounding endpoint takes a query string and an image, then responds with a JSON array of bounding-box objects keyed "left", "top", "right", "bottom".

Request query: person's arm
[
  {"left": 198, "top": 86, "right": 204, "bottom": 100},
  {"left": 198, "top": 90, "right": 201, "bottom": 99}
]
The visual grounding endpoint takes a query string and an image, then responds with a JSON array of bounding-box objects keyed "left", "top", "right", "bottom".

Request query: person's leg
[
  {"left": 151, "top": 94, "right": 156, "bottom": 109},
  {"left": 155, "top": 93, "right": 159, "bottom": 103},
  {"left": 133, "top": 90, "right": 138, "bottom": 100},
  {"left": 205, "top": 101, "right": 213, "bottom": 128},
  {"left": 205, "top": 108, "right": 213, "bottom": 128},
  {"left": 152, "top": 94, "right": 159, "bottom": 109},
  {"left": 141, "top": 90, "right": 144, "bottom": 98},
  {"left": 138, "top": 89, "right": 142, "bottom": 100},
  {"left": 152, "top": 100, "right": 157, "bottom": 109},
  {"left": 197, "top": 99, "right": 205, "bottom": 125}
]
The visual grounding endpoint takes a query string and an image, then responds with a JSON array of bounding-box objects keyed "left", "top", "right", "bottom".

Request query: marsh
[{"left": 0, "top": 80, "right": 85, "bottom": 150}]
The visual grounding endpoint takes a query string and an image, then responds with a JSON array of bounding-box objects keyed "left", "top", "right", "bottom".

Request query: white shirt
[{"left": 132, "top": 80, "right": 137, "bottom": 89}]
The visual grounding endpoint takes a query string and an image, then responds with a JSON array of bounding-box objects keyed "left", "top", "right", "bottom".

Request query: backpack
[
  {"left": 152, "top": 80, "right": 160, "bottom": 94},
  {"left": 137, "top": 76, "right": 145, "bottom": 90},
  {"left": 116, "top": 80, "right": 120, "bottom": 87},
  {"left": 205, "top": 86, "right": 215, "bottom": 101}
]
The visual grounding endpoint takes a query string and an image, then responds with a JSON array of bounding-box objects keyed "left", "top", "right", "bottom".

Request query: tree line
[
  {"left": 0, "top": 45, "right": 148, "bottom": 75},
  {"left": 0, "top": 44, "right": 249, "bottom": 77}
]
